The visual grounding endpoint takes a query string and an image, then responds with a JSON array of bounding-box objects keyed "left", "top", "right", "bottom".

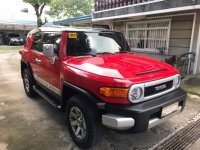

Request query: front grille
[{"left": 144, "top": 80, "right": 173, "bottom": 97}]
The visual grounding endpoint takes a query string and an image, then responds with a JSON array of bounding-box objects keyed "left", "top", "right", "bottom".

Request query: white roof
[{"left": 0, "top": 22, "right": 36, "bottom": 31}]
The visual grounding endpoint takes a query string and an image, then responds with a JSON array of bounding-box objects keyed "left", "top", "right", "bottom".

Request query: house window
[{"left": 126, "top": 19, "right": 171, "bottom": 54}]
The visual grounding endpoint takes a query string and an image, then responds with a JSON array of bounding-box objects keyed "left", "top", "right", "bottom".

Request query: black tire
[
  {"left": 66, "top": 95, "right": 104, "bottom": 149},
  {"left": 22, "top": 69, "right": 36, "bottom": 97}
]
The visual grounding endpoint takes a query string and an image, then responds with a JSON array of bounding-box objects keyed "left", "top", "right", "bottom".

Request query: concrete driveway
[{"left": 0, "top": 52, "right": 200, "bottom": 150}]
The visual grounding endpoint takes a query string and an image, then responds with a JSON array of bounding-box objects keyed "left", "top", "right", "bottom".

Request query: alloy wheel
[{"left": 69, "top": 106, "right": 87, "bottom": 140}]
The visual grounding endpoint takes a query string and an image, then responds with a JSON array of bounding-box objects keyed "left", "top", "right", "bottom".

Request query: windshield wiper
[
  {"left": 96, "top": 52, "right": 114, "bottom": 55},
  {"left": 72, "top": 53, "right": 96, "bottom": 57},
  {"left": 115, "top": 51, "right": 133, "bottom": 54}
]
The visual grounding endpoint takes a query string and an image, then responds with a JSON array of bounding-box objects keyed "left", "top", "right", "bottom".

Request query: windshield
[{"left": 67, "top": 31, "right": 130, "bottom": 56}]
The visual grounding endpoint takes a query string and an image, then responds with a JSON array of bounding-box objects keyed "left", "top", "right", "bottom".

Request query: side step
[{"left": 33, "top": 85, "right": 62, "bottom": 109}]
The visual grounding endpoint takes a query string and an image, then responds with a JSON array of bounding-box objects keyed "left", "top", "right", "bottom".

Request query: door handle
[{"left": 35, "top": 58, "right": 42, "bottom": 64}]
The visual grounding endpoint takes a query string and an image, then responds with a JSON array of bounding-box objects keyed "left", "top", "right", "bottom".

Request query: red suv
[{"left": 20, "top": 26, "right": 187, "bottom": 149}]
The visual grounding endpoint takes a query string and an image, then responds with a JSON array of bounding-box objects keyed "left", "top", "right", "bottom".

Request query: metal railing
[
  {"left": 176, "top": 52, "right": 195, "bottom": 78},
  {"left": 94, "top": 0, "right": 156, "bottom": 12}
]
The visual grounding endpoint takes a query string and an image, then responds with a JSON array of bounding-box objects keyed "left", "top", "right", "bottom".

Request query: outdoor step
[{"left": 33, "top": 85, "right": 61, "bottom": 109}]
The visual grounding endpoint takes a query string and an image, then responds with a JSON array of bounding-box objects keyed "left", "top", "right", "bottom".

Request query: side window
[
  {"left": 32, "top": 32, "right": 43, "bottom": 52},
  {"left": 42, "top": 33, "right": 61, "bottom": 56}
]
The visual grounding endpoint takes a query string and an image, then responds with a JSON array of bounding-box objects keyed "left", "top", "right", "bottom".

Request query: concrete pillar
[
  {"left": 23, "top": 25, "right": 26, "bottom": 36},
  {"left": 12, "top": 25, "right": 14, "bottom": 33},
  {"left": 193, "top": 11, "right": 200, "bottom": 74}
]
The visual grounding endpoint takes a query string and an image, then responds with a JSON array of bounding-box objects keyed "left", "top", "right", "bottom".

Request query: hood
[{"left": 67, "top": 53, "right": 177, "bottom": 79}]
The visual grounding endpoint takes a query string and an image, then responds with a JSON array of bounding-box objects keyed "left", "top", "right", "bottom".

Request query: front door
[
  {"left": 35, "top": 32, "right": 62, "bottom": 96},
  {"left": 30, "top": 32, "right": 44, "bottom": 79}
]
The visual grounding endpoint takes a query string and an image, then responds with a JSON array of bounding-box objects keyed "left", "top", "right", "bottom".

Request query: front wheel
[
  {"left": 22, "top": 69, "right": 36, "bottom": 97},
  {"left": 66, "top": 95, "right": 104, "bottom": 149}
]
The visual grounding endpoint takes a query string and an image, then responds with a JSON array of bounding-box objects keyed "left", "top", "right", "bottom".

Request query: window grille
[{"left": 126, "top": 19, "right": 171, "bottom": 54}]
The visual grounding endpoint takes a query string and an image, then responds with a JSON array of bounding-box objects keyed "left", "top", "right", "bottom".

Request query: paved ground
[
  {"left": 0, "top": 46, "right": 23, "bottom": 54},
  {"left": 188, "top": 139, "right": 200, "bottom": 150},
  {"left": 0, "top": 52, "right": 200, "bottom": 150}
]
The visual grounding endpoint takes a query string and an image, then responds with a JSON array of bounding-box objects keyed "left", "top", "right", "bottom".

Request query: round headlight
[{"left": 128, "top": 87, "right": 143, "bottom": 102}]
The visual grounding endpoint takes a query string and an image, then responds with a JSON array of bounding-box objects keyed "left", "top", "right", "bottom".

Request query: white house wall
[
  {"left": 114, "top": 14, "right": 194, "bottom": 56},
  {"left": 169, "top": 15, "right": 193, "bottom": 55}
]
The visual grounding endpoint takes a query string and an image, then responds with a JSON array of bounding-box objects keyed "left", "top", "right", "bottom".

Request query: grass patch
[{"left": 0, "top": 46, "right": 23, "bottom": 54}]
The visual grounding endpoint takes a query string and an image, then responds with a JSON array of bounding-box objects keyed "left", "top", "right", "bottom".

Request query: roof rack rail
[{"left": 41, "top": 24, "right": 66, "bottom": 28}]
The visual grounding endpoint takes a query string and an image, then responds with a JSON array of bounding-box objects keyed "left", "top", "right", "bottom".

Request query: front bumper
[{"left": 102, "top": 88, "right": 187, "bottom": 133}]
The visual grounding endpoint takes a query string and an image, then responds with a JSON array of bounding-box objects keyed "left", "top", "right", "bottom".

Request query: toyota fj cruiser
[{"left": 20, "top": 26, "right": 187, "bottom": 149}]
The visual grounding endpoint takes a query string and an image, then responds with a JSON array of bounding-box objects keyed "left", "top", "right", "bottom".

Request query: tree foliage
[
  {"left": 23, "top": 0, "right": 51, "bottom": 27},
  {"left": 50, "top": 0, "right": 93, "bottom": 19}
]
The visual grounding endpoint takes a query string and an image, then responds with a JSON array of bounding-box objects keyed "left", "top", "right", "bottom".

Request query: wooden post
[
  {"left": 97, "top": 0, "right": 99, "bottom": 10},
  {"left": 94, "top": 0, "right": 97, "bottom": 11},
  {"left": 134, "top": 0, "right": 137, "bottom": 4},
  {"left": 116, "top": 0, "right": 120, "bottom": 7},
  {"left": 113, "top": 0, "right": 116, "bottom": 8},
  {"left": 104, "top": 0, "right": 107, "bottom": 10},
  {"left": 101, "top": 0, "right": 104, "bottom": 10},
  {"left": 106, "top": 0, "right": 109, "bottom": 9},
  {"left": 125, "top": 0, "right": 128, "bottom": 6},
  {"left": 129, "top": 0, "right": 133, "bottom": 5},
  {"left": 110, "top": 0, "right": 113, "bottom": 8},
  {"left": 109, "top": 0, "right": 112, "bottom": 8}
]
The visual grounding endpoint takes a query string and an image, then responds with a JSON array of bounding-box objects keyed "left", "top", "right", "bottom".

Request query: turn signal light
[{"left": 99, "top": 87, "right": 128, "bottom": 98}]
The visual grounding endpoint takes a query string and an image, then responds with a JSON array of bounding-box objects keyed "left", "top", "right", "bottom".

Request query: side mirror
[
  {"left": 43, "top": 44, "right": 54, "bottom": 57},
  {"left": 43, "top": 44, "right": 56, "bottom": 64}
]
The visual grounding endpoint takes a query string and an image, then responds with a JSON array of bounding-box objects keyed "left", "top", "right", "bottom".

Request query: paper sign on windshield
[{"left": 68, "top": 32, "right": 78, "bottom": 39}]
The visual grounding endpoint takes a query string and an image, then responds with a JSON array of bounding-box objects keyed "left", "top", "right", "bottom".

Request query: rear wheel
[
  {"left": 22, "top": 69, "right": 36, "bottom": 97},
  {"left": 66, "top": 95, "right": 104, "bottom": 149}
]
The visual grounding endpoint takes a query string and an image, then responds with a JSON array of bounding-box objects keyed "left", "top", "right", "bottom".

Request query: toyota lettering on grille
[{"left": 155, "top": 84, "right": 167, "bottom": 91}]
